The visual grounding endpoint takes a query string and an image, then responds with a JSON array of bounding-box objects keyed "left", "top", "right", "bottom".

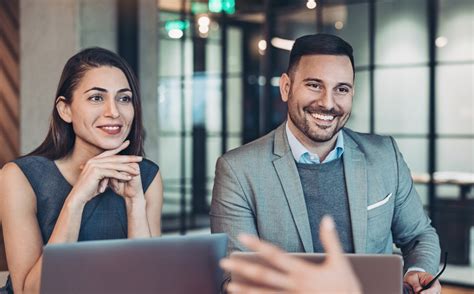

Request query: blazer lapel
[
  {"left": 272, "top": 124, "right": 314, "bottom": 252},
  {"left": 343, "top": 130, "right": 368, "bottom": 253}
]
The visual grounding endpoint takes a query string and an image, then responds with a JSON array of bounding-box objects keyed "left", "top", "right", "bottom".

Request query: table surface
[{"left": 412, "top": 172, "right": 474, "bottom": 185}]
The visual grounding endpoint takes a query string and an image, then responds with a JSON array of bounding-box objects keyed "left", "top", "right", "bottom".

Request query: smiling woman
[{"left": 0, "top": 48, "right": 164, "bottom": 294}]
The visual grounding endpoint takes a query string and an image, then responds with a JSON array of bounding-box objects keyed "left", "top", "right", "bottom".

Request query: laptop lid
[
  {"left": 40, "top": 233, "right": 227, "bottom": 294},
  {"left": 230, "top": 252, "right": 403, "bottom": 294}
]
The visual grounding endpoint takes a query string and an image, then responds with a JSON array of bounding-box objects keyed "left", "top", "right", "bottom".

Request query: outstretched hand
[{"left": 220, "top": 216, "right": 362, "bottom": 294}]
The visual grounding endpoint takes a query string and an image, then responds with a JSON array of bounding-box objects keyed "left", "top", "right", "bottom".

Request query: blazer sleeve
[
  {"left": 210, "top": 156, "right": 258, "bottom": 255},
  {"left": 389, "top": 137, "right": 441, "bottom": 275}
]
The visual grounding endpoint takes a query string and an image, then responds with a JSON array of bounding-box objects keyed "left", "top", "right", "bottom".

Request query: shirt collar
[{"left": 285, "top": 121, "right": 344, "bottom": 164}]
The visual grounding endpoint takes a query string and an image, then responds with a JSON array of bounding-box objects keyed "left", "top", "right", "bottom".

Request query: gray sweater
[{"left": 296, "top": 157, "right": 354, "bottom": 253}]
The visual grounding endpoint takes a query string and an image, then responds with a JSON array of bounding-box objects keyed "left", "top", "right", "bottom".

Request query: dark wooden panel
[
  {"left": 0, "top": 0, "right": 18, "bottom": 272},
  {"left": 0, "top": 69, "right": 19, "bottom": 121}
]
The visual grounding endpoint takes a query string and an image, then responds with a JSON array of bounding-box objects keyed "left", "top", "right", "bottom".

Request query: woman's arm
[
  {"left": 144, "top": 171, "right": 163, "bottom": 237},
  {"left": 1, "top": 147, "right": 141, "bottom": 293},
  {"left": 1, "top": 163, "right": 49, "bottom": 294},
  {"left": 125, "top": 170, "right": 163, "bottom": 238}
]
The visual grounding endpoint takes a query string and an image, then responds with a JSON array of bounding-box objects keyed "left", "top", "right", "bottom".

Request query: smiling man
[{"left": 211, "top": 33, "right": 441, "bottom": 293}]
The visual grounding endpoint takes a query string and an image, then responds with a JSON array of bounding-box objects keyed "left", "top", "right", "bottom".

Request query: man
[{"left": 211, "top": 33, "right": 441, "bottom": 292}]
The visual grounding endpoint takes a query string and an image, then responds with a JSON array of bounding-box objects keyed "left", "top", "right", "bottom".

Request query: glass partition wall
[
  {"left": 158, "top": 1, "right": 251, "bottom": 233},
  {"left": 156, "top": 0, "right": 473, "bottom": 274}
]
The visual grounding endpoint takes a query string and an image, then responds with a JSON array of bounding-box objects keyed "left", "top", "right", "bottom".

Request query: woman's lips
[{"left": 97, "top": 125, "right": 122, "bottom": 135}]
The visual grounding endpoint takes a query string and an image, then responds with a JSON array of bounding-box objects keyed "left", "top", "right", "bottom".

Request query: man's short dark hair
[{"left": 287, "top": 33, "right": 355, "bottom": 77}]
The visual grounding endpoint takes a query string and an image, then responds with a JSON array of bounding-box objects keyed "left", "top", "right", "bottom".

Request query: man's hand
[{"left": 404, "top": 271, "right": 441, "bottom": 294}]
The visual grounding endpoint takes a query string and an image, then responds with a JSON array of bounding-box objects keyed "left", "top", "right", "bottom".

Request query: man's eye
[
  {"left": 308, "top": 83, "right": 321, "bottom": 89},
  {"left": 337, "top": 87, "right": 350, "bottom": 93}
]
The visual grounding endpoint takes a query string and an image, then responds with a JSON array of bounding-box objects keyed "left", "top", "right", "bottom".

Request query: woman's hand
[
  {"left": 108, "top": 162, "right": 144, "bottom": 201},
  {"left": 69, "top": 140, "right": 142, "bottom": 205}
]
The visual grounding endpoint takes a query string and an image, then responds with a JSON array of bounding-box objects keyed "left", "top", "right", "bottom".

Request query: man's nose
[{"left": 317, "top": 91, "right": 335, "bottom": 110}]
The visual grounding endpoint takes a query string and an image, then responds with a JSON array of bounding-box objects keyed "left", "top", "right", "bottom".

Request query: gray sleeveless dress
[{"left": 2, "top": 156, "right": 159, "bottom": 293}]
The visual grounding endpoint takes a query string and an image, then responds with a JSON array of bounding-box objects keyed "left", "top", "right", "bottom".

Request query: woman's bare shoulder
[{"left": 1, "top": 162, "right": 36, "bottom": 207}]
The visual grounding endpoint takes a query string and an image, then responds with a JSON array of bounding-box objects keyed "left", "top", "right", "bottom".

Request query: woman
[{"left": 0, "top": 47, "right": 163, "bottom": 293}]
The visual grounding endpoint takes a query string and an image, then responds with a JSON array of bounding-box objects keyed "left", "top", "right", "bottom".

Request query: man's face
[{"left": 280, "top": 54, "right": 354, "bottom": 144}]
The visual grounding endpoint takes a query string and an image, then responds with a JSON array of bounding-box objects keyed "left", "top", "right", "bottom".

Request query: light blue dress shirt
[{"left": 285, "top": 122, "right": 344, "bottom": 164}]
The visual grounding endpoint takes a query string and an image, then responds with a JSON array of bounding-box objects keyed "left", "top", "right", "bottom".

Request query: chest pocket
[
  {"left": 366, "top": 192, "right": 394, "bottom": 252},
  {"left": 367, "top": 192, "right": 393, "bottom": 218}
]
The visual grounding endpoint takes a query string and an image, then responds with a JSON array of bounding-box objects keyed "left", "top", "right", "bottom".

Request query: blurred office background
[{"left": 0, "top": 0, "right": 473, "bottom": 288}]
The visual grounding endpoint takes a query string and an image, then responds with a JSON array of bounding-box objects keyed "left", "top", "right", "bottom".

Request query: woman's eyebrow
[
  {"left": 83, "top": 87, "right": 132, "bottom": 93},
  {"left": 84, "top": 87, "right": 107, "bottom": 93}
]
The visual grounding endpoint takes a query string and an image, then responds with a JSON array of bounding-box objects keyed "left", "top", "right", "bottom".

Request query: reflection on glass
[
  {"left": 274, "top": 7, "right": 316, "bottom": 40},
  {"left": 159, "top": 78, "right": 193, "bottom": 132},
  {"left": 375, "top": 0, "right": 428, "bottom": 65},
  {"left": 159, "top": 39, "right": 194, "bottom": 77},
  {"left": 437, "top": 0, "right": 474, "bottom": 62},
  {"left": 158, "top": 136, "right": 192, "bottom": 181},
  {"left": 227, "top": 77, "right": 243, "bottom": 134},
  {"left": 437, "top": 139, "right": 474, "bottom": 198},
  {"left": 228, "top": 27, "right": 242, "bottom": 74},
  {"left": 437, "top": 139, "right": 474, "bottom": 173},
  {"left": 436, "top": 64, "right": 474, "bottom": 135},
  {"left": 204, "top": 76, "right": 222, "bottom": 132},
  {"left": 346, "top": 70, "right": 369, "bottom": 133},
  {"left": 323, "top": 3, "right": 369, "bottom": 67},
  {"left": 227, "top": 136, "right": 242, "bottom": 152},
  {"left": 206, "top": 137, "right": 222, "bottom": 188},
  {"left": 206, "top": 42, "right": 222, "bottom": 74},
  {"left": 374, "top": 67, "right": 429, "bottom": 134},
  {"left": 395, "top": 138, "right": 428, "bottom": 173}
]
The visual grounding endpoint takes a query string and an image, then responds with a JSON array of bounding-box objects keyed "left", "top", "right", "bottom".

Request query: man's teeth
[{"left": 310, "top": 113, "right": 335, "bottom": 121}]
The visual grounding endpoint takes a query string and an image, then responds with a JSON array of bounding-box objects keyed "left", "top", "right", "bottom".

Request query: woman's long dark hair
[{"left": 28, "top": 47, "right": 144, "bottom": 159}]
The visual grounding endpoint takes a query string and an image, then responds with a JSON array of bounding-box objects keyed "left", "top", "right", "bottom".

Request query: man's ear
[
  {"left": 279, "top": 73, "right": 291, "bottom": 102},
  {"left": 56, "top": 96, "right": 72, "bottom": 123}
]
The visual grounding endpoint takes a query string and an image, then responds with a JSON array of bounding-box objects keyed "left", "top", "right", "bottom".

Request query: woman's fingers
[
  {"left": 91, "top": 163, "right": 140, "bottom": 176},
  {"left": 108, "top": 178, "right": 122, "bottom": 194},
  {"left": 97, "top": 168, "right": 134, "bottom": 182},
  {"left": 98, "top": 178, "right": 109, "bottom": 193},
  {"left": 91, "top": 155, "right": 142, "bottom": 164}
]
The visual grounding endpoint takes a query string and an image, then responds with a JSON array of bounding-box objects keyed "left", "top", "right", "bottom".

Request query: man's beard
[{"left": 287, "top": 97, "right": 349, "bottom": 143}]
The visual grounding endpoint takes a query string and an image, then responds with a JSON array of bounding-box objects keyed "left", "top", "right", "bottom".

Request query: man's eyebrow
[
  {"left": 302, "top": 78, "right": 324, "bottom": 83},
  {"left": 84, "top": 87, "right": 132, "bottom": 93},
  {"left": 302, "top": 79, "right": 353, "bottom": 89},
  {"left": 336, "top": 82, "right": 353, "bottom": 89}
]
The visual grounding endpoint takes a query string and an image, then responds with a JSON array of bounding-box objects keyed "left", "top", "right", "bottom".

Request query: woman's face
[{"left": 60, "top": 66, "right": 135, "bottom": 152}]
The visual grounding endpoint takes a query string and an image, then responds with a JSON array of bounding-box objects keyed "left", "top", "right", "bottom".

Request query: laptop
[
  {"left": 230, "top": 252, "right": 403, "bottom": 294},
  {"left": 40, "top": 234, "right": 228, "bottom": 294}
]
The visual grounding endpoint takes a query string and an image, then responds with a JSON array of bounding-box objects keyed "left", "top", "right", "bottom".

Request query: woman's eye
[
  {"left": 118, "top": 95, "right": 132, "bottom": 103},
  {"left": 89, "top": 95, "right": 103, "bottom": 102}
]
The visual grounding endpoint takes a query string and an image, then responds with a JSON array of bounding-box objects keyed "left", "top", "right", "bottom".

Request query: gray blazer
[{"left": 210, "top": 123, "right": 440, "bottom": 274}]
